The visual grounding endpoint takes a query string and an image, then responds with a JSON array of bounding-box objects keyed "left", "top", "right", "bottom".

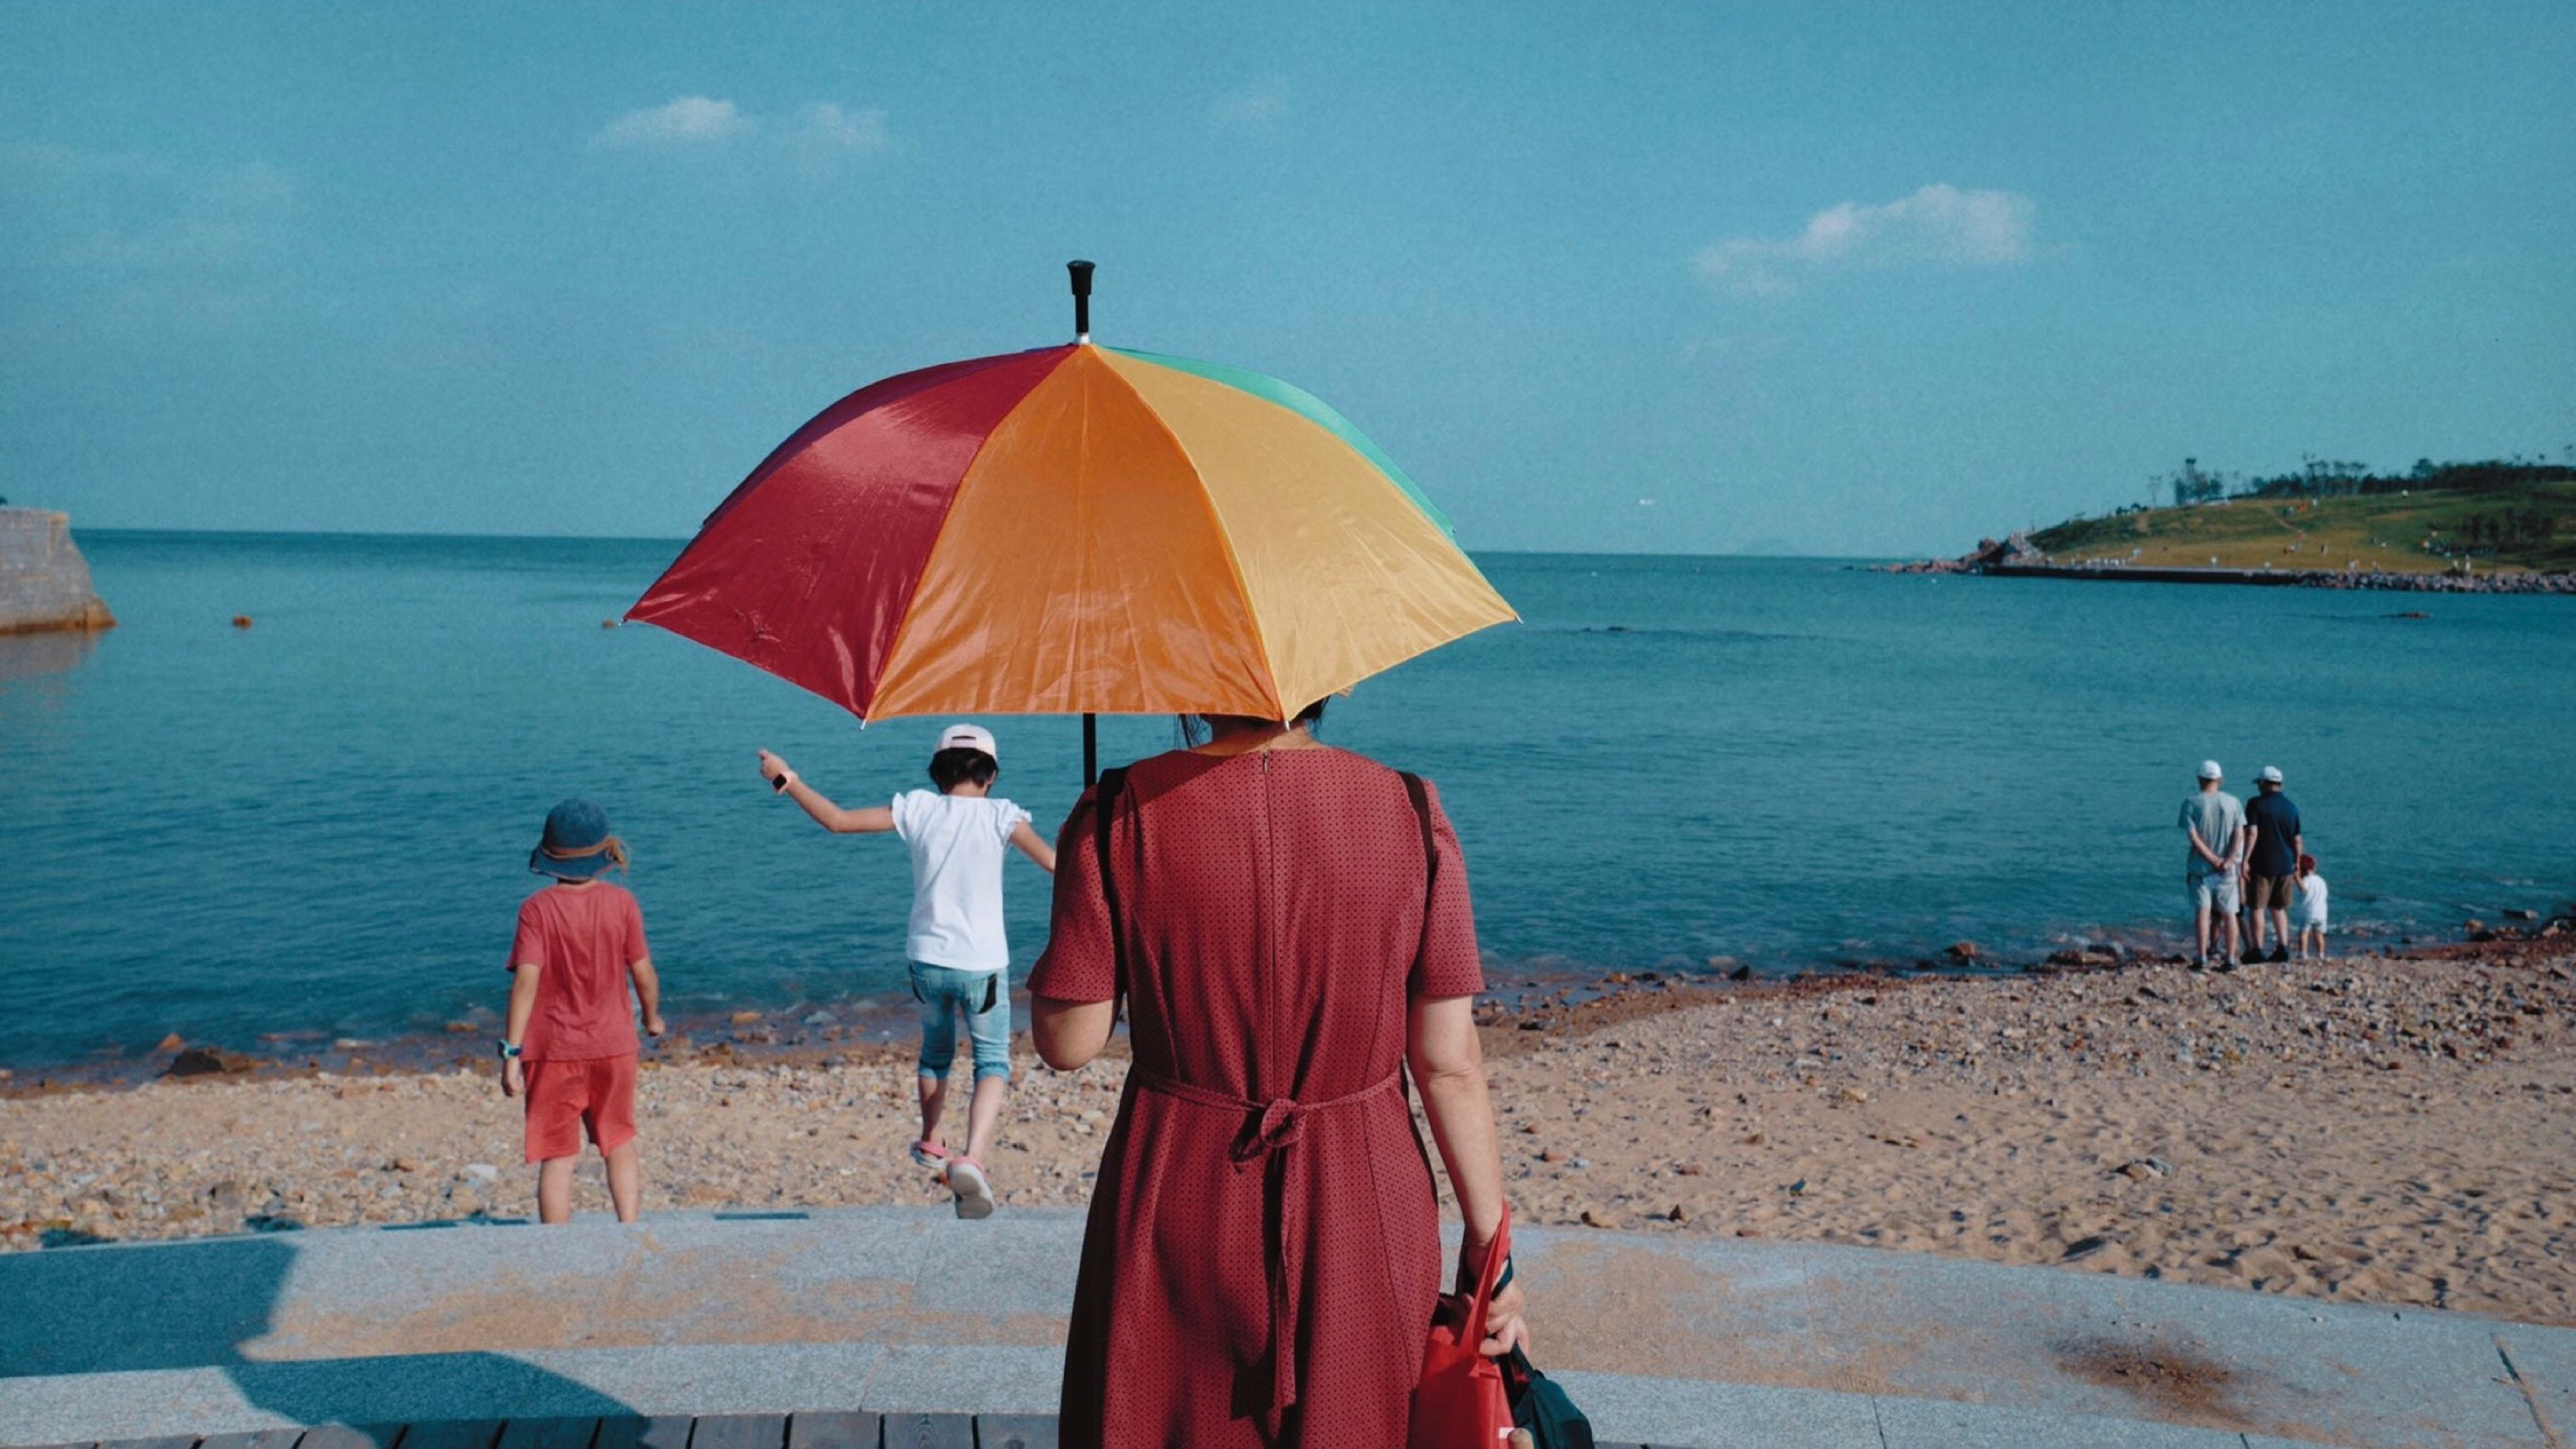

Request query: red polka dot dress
[{"left": 1028, "top": 745, "right": 1486, "bottom": 1449}]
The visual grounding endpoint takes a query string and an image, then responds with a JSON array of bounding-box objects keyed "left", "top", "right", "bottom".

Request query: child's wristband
[{"left": 496, "top": 1040, "right": 522, "bottom": 1060}]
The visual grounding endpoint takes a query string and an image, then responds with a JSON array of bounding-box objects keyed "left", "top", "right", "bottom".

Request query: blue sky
[{"left": 3, "top": 2, "right": 2570, "bottom": 555}]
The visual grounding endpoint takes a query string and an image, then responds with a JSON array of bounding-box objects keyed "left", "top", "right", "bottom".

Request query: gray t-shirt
[{"left": 2178, "top": 791, "right": 2245, "bottom": 879}]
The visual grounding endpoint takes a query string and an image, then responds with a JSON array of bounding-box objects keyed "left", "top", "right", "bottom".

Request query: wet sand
[{"left": 6, "top": 942, "right": 2574, "bottom": 1325}]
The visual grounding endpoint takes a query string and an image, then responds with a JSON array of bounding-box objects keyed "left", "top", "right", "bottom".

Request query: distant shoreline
[
  {"left": 1980, "top": 560, "right": 2576, "bottom": 594},
  {"left": 1883, "top": 536, "right": 2576, "bottom": 595}
]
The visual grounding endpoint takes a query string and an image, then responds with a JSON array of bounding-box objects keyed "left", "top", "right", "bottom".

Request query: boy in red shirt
[{"left": 500, "top": 798, "right": 665, "bottom": 1224}]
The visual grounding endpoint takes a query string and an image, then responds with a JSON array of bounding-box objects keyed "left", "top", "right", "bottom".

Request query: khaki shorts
[{"left": 2245, "top": 874, "right": 2297, "bottom": 911}]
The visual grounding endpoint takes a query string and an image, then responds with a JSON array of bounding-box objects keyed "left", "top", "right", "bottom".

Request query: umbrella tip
[{"left": 1067, "top": 260, "right": 1095, "bottom": 342}]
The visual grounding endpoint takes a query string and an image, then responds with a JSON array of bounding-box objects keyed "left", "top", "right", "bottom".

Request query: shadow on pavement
[{"left": 0, "top": 1232, "right": 634, "bottom": 1424}]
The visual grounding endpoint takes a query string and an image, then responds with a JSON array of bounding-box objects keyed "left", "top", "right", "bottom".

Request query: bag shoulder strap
[
  {"left": 1091, "top": 768, "right": 1130, "bottom": 991},
  {"left": 1398, "top": 770, "right": 1439, "bottom": 975}
]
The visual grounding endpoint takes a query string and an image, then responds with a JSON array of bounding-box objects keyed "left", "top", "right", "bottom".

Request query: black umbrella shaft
[
  {"left": 1083, "top": 712, "right": 1099, "bottom": 789},
  {"left": 1068, "top": 259, "right": 1095, "bottom": 341}
]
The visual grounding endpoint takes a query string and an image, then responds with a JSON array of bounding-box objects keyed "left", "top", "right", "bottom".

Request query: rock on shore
[{"left": 0, "top": 509, "right": 114, "bottom": 634}]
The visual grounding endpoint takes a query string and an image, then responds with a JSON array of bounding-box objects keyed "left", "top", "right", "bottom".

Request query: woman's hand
[
  {"left": 756, "top": 749, "right": 793, "bottom": 789},
  {"left": 1458, "top": 1235, "right": 1531, "bottom": 1356},
  {"left": 1480, "top": 1274, "right": 1529, "bottom": 1357}
]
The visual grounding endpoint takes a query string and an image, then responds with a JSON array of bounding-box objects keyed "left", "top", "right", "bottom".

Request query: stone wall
[{"left": 0, "top": 509, "right": 116, "bottom": 634}]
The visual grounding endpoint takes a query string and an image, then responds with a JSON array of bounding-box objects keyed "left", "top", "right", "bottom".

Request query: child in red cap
[{"left": 501, "top": 798, "right": 665, "bottom": 1224}]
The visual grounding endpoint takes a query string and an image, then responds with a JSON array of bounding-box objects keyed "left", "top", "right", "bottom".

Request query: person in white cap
[
  {"left": 2240, "top": 765, "right": 2305, "bottom": 964},
  {"left": 756, "top": 725, "right": 1056, "bottom": 1219},
  {"left": 2179, "top": 760, "right": 2247, "bottom": 968}
]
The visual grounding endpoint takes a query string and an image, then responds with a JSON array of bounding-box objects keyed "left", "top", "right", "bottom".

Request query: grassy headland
[{"left": 2029, "top": 468, "right": 2576, "bottom": 576}]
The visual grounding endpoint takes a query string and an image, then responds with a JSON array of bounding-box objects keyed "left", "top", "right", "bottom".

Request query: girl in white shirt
[{"left": 756, "top": 723, "right": 1056, "bottom": 1217}]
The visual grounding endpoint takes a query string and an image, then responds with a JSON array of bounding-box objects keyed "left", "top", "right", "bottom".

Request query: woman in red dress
[{"left": 1030, "top": 704, "right": 1527, "bottom": 1449}]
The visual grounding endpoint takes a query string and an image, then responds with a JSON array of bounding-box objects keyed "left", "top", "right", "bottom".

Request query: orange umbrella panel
[{"left": 627, "top": 343, "right": 1515, "bottom": 721}]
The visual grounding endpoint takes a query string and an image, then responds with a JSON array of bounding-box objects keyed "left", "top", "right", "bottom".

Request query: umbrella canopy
[{"left": 627, "top": 340, "right": 1515, "bottom": 722}]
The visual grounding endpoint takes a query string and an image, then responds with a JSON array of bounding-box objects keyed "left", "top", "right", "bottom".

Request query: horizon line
[{"left": 63, "top": 522, "right": 1895, "bottom": 563}]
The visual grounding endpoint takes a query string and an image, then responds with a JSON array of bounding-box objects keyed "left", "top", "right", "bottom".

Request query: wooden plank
[
  {"left": 969, "top": 1416, "right": 1056, "bottom": 1449},
  {"left": 683, "top": 1420, "right": 784, "bottom": 1449},
  {"left": 785, "top": 1415, "right": 880, "bottom": 1449},
  {"left": 878, "top": 1414, "right": 971, "bottom": 1449},
  {"left": 589, "top": 1419, "right": 693, "bottom": 1449},
  {"left": 493, "top": 1423, "right": 599, "bottom": 1449},
  {"left": 393, "top": 1425, "right": 501, "bottom": 1449},
  {"left": 196, "top": 1433, "right": 303, "bottom": 1449},
  {"left": 296, "top": 1429, "right": 400, "bottom": 1449},
  {"left": 20, "top": 1440, "right": 100, "bottom": 1449},
  {"left": 101, "top": 1437, "right": 204, "bottom": 1449}
]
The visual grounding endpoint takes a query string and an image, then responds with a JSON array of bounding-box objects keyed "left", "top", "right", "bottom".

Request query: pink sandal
[
  {"left": 946, "top": 1154, "right": 996, "bottom": 1220},
  {"left": 909, "top": 1139, "right": 951, "bottom": 1170}
]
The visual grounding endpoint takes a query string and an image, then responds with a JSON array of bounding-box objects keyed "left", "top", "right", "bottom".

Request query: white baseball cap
[
  {"left": 2258, "top": 765, "right": 2284, "bottom": 784},
  {"left": 2197, "top": 760, "right": 2223, "bottom": 780},
  {"left": 937, "top": 722, "right": 998, "bottom": 761}
]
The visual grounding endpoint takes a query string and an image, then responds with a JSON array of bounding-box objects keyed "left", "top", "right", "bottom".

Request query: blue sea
[{"left": 3, "top": 532, "right": 2571, "bottom": 1070}]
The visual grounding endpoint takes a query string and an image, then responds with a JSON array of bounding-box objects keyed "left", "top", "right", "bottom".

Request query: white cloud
[
  {"left": 1696, "top": 183, "right": 2037, "bottom": 295},
  {"left": 590, "top": 97, "right": 892, "bottom": 164},
  {"left": 785, "top": 101, "right": 890, "bottom": 155},
  {"left": 1, "top": 144, "right": 296, "bottom": 270},
  {"left": 1211, "top": 76, "right": 1288, "bottom": 127},
  {"left": 592, "top": 96, "right": 757, "bottom": 149}
]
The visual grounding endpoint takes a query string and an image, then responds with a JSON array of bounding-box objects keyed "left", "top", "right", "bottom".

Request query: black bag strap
[
  {"left": 1397, "top": 770, "right": 1439, "bottom": 977},
  {"left": 1394, "top": 769, "right": 1446, "bottom": 1191},
  {"left": 1091, "top": 767, "right": 1131, "bottom": 998}
]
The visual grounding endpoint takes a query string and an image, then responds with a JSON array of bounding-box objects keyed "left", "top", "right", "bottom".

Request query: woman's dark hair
[
  {"left": 929, "top": 747, "right": 999, "bottom": 792},
  {"left": 1176, "top": 697, "right": 1328, "bottom": 748}
]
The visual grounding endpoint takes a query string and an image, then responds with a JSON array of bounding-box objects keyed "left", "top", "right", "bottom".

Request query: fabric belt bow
[{"left": 1137, "top": 1067, "right": 1405, "bottom": 1421}]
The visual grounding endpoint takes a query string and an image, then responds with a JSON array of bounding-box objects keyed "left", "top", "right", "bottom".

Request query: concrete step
[{"left": 4, "top": 1206, "right": 2567, "bottom": 1447}]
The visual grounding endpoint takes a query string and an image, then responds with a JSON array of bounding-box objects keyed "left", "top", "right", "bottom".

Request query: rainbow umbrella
[{"left": 628, "top": 264, "right": 1514, "bottom": 774}]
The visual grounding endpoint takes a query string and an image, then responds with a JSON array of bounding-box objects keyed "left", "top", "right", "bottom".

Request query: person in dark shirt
[{"left": 2242, "top": 767, "right": 2305, "bottom": 964}]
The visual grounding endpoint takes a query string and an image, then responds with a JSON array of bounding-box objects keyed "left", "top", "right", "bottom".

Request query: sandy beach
[{"left": 7, "top": 941, "right": 2574, "bottom": 1326}]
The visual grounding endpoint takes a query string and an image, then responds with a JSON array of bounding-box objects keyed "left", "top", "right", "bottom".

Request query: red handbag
[{"left": 1409, "top": 1206, "right": 1517, "bottom": 1448}]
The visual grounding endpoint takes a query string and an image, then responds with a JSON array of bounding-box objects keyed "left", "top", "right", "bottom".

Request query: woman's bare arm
[
  {"left": 1032, "top": 996, "right": 1115, "bottom": 1070},
  {"left": 1409, "top": 992, "right": 1527, "bottom": 1354}
]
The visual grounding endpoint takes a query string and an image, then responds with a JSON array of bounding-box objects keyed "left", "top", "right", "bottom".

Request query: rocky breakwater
[
  {"left": 1879, "top": 528, "right": 2576, "bottom": 594},
  {"left": 1875, "top": 532, "right": 2040, "bottom": 575},
  {"left": 0, "top": 508, "right": 115, "bottom": 634}
]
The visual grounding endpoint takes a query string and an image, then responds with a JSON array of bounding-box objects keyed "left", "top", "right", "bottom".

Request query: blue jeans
[{"left": 911, "top": 963, "right": 1012, "bottom": 1082}]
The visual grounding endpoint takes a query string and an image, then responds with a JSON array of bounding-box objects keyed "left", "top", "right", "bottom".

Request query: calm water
[{"left": 3, "top": 532, "right": 2571, "bottom": 1068}]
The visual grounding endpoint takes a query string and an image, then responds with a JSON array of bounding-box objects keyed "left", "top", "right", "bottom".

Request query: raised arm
[
  {"left": 758, "top": 750, "right": 895, "bottom": 834},
  {"left": 1409, "top": 993, "right": 1527, "bottom": 1355}
]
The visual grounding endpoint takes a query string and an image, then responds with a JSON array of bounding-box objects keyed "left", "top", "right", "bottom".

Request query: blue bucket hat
[{"left": 530, "top": 798, "right": 626, "bottom": 880}]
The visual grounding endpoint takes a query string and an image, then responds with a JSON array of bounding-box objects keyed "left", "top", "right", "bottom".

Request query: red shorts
[{"left": 522, "top": 1052, "right": 637, "bottom": 1163}]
